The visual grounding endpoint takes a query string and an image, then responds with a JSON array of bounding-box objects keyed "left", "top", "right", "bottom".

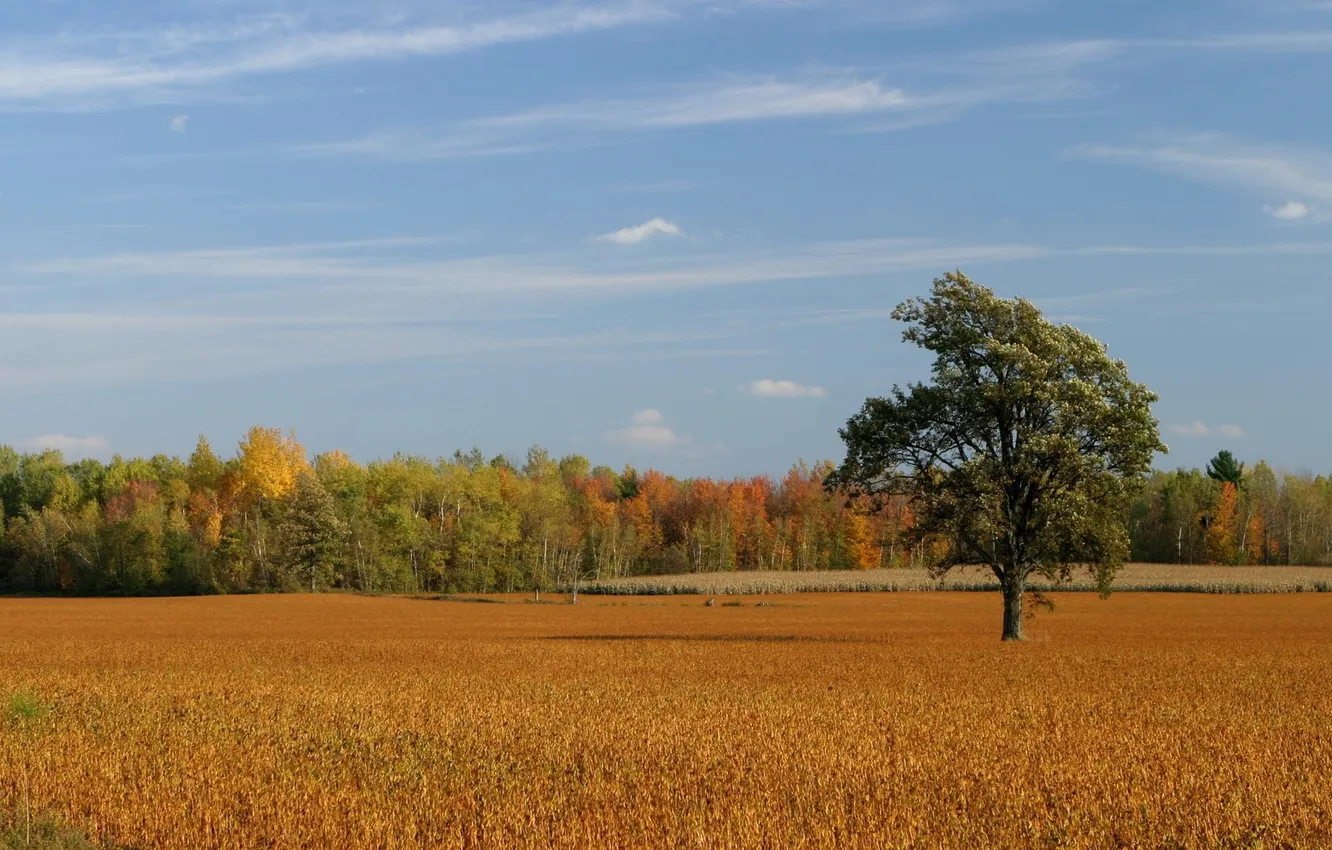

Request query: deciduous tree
[{"left": 828, "top": 273, "right": 1165, "bottom": 640}]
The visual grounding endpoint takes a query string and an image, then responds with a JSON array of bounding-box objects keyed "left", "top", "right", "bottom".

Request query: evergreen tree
[{"left": 1206, "top": 451, "right": 1244, "bottom": 486}]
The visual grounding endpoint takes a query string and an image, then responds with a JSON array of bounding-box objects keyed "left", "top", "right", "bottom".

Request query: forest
[{"left": 0, "top": 429, "right": 1328, "bottom": 596}]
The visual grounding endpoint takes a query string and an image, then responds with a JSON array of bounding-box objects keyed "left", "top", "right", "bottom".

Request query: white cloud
[
  {"left": 168, "top": 114, "right": 189, "bottom": 133},
  {"left": 596, "top": 218, "right": 684, "bottom": 245},
  {"left": 1168, "top": 421, "right": 1210, "bottom": 437},
  {"left": 745, "top": 378, "right": 827, "bottom": 397},
  {"left": 1166, "top": 421, "right": 1246, "bottom": 439},
  {"left": 1264, "top": 201, "right": 1313, "bottom": 220},
  {"left": 1080, "top": 135, "right": 1332, "bottom": 204},
  {"left": 631, "top": 408, "right": 666, "bottom": 425},
  {"left": 608, "top": 409, "right": 691, "bottom": 448},
  {"left": 23, "top": 434, "right": 108, "bottom": 456}
]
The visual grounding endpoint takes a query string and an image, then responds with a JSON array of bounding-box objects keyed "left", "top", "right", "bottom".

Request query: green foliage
[
  {"left": 283, "top": 471, "right": 346, "bottom": 592},
  {"left": 187, "top": 436, "right": 225, "bottom": 491},
  {"left": 1129, "top": 461, "right": 1332, "bottom": 566},
  {"left": 6, "top": 692, "right": 47, "bottom": 727},
  {"left": 828, "top": 272, "right": 1165, "bottom": 638},
  {"left": 615, "top": 466, "right": 641, "bottom": 501},
  {"left": 557, "top": 454, "right": 591, "bottom": 485},
  {"left": 0, "top": 810, "right": 100, "bottom": 850},
  {"left": 1205, "top": 450, "right": 1244, "bottom": 486}
]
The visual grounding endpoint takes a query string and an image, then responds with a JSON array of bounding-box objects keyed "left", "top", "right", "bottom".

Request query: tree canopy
[
  {"left": 1206, "top": 451, "right": 1244, "bottom": 486},
  {"left": 828, "top": 272, "right": 1165, "bottom": 640}
]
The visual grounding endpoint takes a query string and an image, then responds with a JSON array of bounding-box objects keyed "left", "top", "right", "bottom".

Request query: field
[
  {"left": 1, "top": 592, "right": 1330, "bottom": 849},
  {"left": 583, "top": 563, "right": 1332, "bottom": 595}
]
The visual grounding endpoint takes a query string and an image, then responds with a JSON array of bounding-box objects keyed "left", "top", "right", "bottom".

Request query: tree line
[
  {"left": 0, "top": 431, "right": 1322, "bottom": 597},
  {"left": 0, "top": 427, "right": 912, "bottom": 596},
  {"left": 1130, "top": 450, "right": 1332, "bottom": 566}
]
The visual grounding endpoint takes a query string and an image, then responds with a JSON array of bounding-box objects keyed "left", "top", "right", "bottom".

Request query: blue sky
[{"left": 2, "top": 0, "right": 1330, "bottom": 476}]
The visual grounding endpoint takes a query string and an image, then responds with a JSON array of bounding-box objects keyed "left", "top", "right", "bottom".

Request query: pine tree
[{"left": 1206, "top": 451, "right": 1244, "bottom": 486}]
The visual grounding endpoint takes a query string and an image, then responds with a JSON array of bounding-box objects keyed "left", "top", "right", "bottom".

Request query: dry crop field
[
  {"left": 584, "top": 563, "right": 1332, "bottom": 595},
  {"left": 1, "top": 593, "right": 1330, "bottom": 850}
]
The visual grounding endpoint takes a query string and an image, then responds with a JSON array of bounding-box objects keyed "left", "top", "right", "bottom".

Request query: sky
[{"left": 2, "top": 0, "right": 1331, "bottom": 477}]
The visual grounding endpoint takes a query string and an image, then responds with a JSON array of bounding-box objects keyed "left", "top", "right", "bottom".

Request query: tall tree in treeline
[
  {"left": 1206, "top": 482, "right": 1239, "bottom": 566},
  {"left": 828, "top": 273, "right": 1165, "bottom": 640},
  {"left": 1206, "top": 451, "right": 1244, "bottom": 486},
  {"left": 284, "top": 471, "right": 345, "bottom": 592},
  {"left": 236, "top": 427, "right": 308, "bottom": 585}
]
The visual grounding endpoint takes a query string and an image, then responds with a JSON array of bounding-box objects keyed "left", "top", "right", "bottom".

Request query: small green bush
[{"left": 0, "top": 810, "right": 100, "bottom": 850}]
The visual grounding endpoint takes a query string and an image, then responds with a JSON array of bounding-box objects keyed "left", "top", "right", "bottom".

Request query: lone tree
[{"left": 828, "top": 273, "right": 1165, "bottom": 640}]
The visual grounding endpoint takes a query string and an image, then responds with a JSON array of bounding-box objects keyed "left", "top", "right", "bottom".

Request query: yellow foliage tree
[
  {"left": 845, "top": 510, "right": 880, "bottom": 571},
  {"left": 237, "top": 427, "right": 309, "bottom": 505}
]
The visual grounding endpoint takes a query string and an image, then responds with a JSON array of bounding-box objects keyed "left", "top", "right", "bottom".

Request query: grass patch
[
  {"left": 0, "top": 810, "right": 100, "bottom": 850},
  {"left": 414, "top": 594, "right": 508, "bottom": 604}
]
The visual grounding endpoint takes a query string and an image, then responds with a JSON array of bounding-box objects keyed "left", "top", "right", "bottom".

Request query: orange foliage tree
[{"left": 1206, "top": 482, "right": 1239, "bottom": 565}]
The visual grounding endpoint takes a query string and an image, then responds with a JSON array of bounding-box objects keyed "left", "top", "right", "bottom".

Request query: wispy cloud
[
  {"left": 2, "top": 1, "right": 1036, "bottom": 112},
  {"left": 595, "top": 218, "right": 684, "bottom": 244},
  {"left": 168, "top": 114, "right": 189, "bottom": 133},
  {"left": 291, "top": 36, "right": 1149, "bottom": 161},
  {"left": 297, "top": 72, "right": 919, "bottom": 160},
  {"left": 744, "top": 378, "right": 827, "bottom": 397},
  {"left": 14, "top": 232, "right": 1330, "bottom": 391},
  {"left": 1079, "top": 134, "right": 1332, "bottom": 205},
  {"left": 22, "top": 236, "right": 1046, "bottom": 294},
  {"left": 23, "top": 434, "right": 109, "bottom": 456},
  {"left": 1141, "top": 31, "right": 1332, "bottom": 53},
  {"left": 6, "top": 233, "right": 1048, "bottom": 389},
  {"left": 298, "top": 30, "right": 1332, "bottom": 163},
  {"left": 0, "top": 3, "right": 675, "bottom": 108},
  {"left": 31, "top": 235, "right": 1332, "bottom": 300},
  {"left": 1167, "top": 421, "right": 1246, "bottom": 439},
  {"left": 490, "top": 74, "right": 910, "bottom": 129},
  {"left": 9, "top": 7, "right": 1332, "bottom": 115}
]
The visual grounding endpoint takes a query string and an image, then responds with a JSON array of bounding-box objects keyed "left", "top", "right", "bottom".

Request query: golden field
[{"left": 1, "top": 592, "right": 1330, "bottom": 850}]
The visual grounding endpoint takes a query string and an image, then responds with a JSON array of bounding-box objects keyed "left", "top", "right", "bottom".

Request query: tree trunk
[{"left": 1001, "top": 576, "right": 1025, "bottom": 641}]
